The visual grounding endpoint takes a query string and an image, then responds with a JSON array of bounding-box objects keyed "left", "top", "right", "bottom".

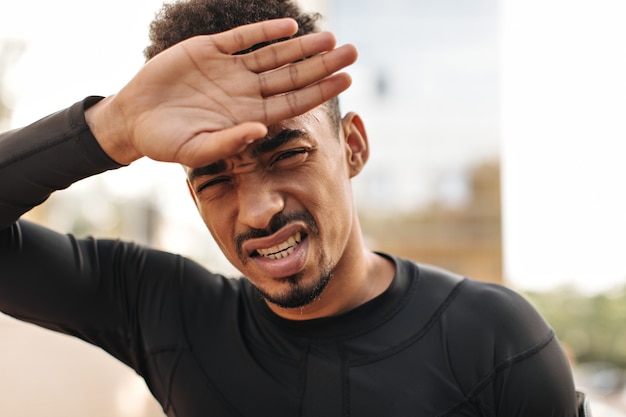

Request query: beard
[
  {"left": 254, "top": 265, "right": 333, "bottom": 309},
  {"left": 235, "top": 209, "right": 334, "bottom": 309}
]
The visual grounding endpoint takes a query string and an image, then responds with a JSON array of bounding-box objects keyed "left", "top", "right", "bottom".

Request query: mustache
[{"left": 235, "top": 210, "right": 318, "bottom": 260}]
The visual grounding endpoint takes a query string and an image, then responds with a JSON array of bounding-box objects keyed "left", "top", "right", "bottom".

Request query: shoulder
[
  {"left": 407, "top": 261, "right": 555, "bottom": 370},
  {"left": 444, "top": 276, "right": 552, "bottom": 348},
  {"left": 440, "top": 277, "right": 578, "bottom": 415},
  {"left": 373, "top": 258, "right": 577, "bottom": 414},
  {"left": 406, "top": 261, "right": 549, "bottom": 336}
]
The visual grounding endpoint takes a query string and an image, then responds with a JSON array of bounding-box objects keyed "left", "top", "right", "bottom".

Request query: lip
[
  {"left": 241, "top": 223, "right": 306, "bottom": 257},
  {"left": 251, "top": 237, "right": 309, "bottom": 279},
  {"left": 241, "top": 223, "right": 309, "bottom": 279}
]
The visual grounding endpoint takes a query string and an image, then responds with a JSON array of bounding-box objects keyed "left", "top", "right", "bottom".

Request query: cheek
[
  {"left": 198, "top": 206, "right": 236, "bottom": 256},
  {"left": 321, "top": 163, "right": 353, "bottom": 207},
  {"left": 300, "top": 170, "right": 354, "bottom": 235}
]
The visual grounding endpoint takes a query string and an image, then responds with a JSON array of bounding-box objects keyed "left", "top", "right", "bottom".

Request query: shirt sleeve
[
  {"left": 443, "top": 280, "right": 579, "bottom": 417},
  {"left": 0, "top": 98, "right": 150, "bottom": 367},
  {"left": 0, "top": 97, "right": 122, "bottom": 228}
]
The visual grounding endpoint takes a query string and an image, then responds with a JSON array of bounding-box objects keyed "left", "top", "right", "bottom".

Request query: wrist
[{"left": 84, "top": 95, "right": 140, "bottom": 165}]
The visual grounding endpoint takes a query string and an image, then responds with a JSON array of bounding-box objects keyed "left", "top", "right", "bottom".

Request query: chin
[{"left": 256, "top": 269, "right": 333, "bottom": 309}]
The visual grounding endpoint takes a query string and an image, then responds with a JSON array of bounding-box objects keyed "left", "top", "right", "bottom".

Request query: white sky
[{"left": 2, "top": 0, "right": 626, "bottom": 293}]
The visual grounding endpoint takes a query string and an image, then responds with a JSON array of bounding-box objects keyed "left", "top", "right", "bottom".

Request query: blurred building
[
  {"left": 327, "top": 0, "right": 500, "bottom": 212},
  {"left": 323, "top": 0, "right": 502, "bottom": 283},
  {"left": 362, "top": 160, "right": 503, "bottom": 283}
]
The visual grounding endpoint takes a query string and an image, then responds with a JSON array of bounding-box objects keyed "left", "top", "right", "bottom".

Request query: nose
[{"left": 236, "top": 177, "right": 285, "bottom": 230}]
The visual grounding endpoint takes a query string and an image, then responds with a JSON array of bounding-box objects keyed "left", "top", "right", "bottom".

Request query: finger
[
  {"left": 263, "top": 72, "right": 353, "bottom": 125},
  {"left": 212, "top": 18, "right": 298, "bottom": 55},
  {"left": 182, "top": 122, "right": 268, "bottom": 168},
  {"left": 259, "top": 44, "right": 358, "bottom": 98},
  {"left": 243, "top": 31, "right": 337, "bottom": 73}
]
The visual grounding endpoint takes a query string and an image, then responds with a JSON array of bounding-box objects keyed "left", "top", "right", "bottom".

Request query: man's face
[{"left": 187, "top": 108, "right": 365, "bottom": 310}]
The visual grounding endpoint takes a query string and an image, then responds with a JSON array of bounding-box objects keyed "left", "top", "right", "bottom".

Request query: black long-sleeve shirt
[{"left": 0, "top": 99, "right": 579, "bottom": 416}]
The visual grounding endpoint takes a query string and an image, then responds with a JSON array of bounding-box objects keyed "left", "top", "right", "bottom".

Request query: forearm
[{"left": 0, "top": 97, "right": 123, "bottom": 228}]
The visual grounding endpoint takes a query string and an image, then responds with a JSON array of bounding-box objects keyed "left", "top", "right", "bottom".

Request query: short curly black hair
[{"left": 144, "top": 0, "right": 340, "bottom": 128}]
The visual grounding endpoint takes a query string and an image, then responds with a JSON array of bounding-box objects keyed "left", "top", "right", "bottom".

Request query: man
[{"left": 0, "top": 0, "right": 584, "bottom": 416}]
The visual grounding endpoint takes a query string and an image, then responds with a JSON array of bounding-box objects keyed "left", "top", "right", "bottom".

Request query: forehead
[
  {"left": 186, "top": 108, "right": 337, "bottom": 179},
  {"left": 267, "top": 106, "right": 333, "bottom": 135}
]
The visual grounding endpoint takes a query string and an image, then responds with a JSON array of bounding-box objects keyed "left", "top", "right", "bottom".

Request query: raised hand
[{"left": 86, "top": 18, "right": 358, "bottom": 167}]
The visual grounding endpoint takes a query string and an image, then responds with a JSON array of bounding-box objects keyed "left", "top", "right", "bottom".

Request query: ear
[{"left": 341, "top": 112, "right": 369, "bottom": 178}]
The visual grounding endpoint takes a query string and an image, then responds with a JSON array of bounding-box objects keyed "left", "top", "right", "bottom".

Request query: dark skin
[
  {"left": 86, "top": 19, "right": 358, "bottom": 167},
  {"left": 186, "top": 108, "right": 395, "bottom": 320},
  {"left": 86, "top": 19, "right": 394, "bottom": 320}
]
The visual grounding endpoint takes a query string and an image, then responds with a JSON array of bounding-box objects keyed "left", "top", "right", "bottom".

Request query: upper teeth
[{"left": 257, "top": 232, "right": 302, "bottom": 260}]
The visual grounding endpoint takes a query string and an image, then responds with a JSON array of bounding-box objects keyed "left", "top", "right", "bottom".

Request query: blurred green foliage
[{"left": 524, "top": 286, "right": 626, "bottom": 367}]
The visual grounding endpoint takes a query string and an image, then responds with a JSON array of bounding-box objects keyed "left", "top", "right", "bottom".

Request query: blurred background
[{"left": 1, "top": 0, "right": 625, "bottom": 415}]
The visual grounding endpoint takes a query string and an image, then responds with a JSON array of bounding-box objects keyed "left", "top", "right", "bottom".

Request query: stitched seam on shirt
[
  {"left": 161, "top": 255, "right": 192, "bottom": 413},
  {"left": 340, "top": 345, "right": 351, "bottom": 417},
  {"left": 0, "top": 124, "right": 91, "bottom": 170},
  {"left": 162, "top": 348, "right": 183, "bottom": 412},
  {"left": 272, "top": 260, "right": 423, "bottom": 346},
  {"left": 177, "top": 256, "right": 245, "bottom": 417},
  {"left": 341, "top": 260, "right": 422, "bottom": 341},
  {"left": 349, "top": 279, "right": 468, "bottom": 366},
  {"left": 298, "top": 344, "right": 313, "bottom": 417},
  {"left": 436, "top": 330, "right": 556, "bottom": 417}
]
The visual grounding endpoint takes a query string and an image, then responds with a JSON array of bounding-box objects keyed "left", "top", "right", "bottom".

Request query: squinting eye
[
  {"left": 196, "top": 177, "right": 229, "bottom": 193},
  {"left": 272, "top": 149, "right": 309, "bottom": 165}
]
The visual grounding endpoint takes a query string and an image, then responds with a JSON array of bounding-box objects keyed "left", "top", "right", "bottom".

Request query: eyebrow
[
  {"left": 250, "top": 128, "right": 308, "bottom": 157},
  {"left": 188, "top": 129, "right": 308, "bottom": 181},
  {"left": 188, "top": 160, "right": 228, "bottom": 182}
]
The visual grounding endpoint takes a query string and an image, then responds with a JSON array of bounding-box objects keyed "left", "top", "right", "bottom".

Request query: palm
[{"left": 112, "top": 19, "right": 357, "bottom": 167}]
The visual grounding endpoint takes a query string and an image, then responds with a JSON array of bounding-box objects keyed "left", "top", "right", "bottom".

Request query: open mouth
[{"left": 255, "top": 232, "right": 303, "bottom": 260}]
